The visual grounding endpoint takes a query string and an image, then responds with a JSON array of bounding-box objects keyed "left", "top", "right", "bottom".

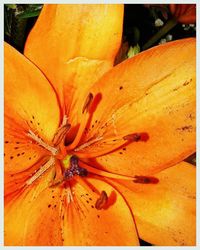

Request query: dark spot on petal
[
  {"left": 14, "top": 147, "right": 19, "bottom": 150},
  {"left": 48, "top": 204, "right": 51, "bottom": 208},
  {"left": 177, "top": 125, "right": 193, "bottom": 132},
  {"left": 17, "top": 153, "right": 20, "bottom": 157},
  {"left": 183, "top": 79, "right": 192, "bottom": 86},
  {"left": 123, "top": 147, "right": 126, "bottom": 151},
  {"left": 21, "top": 152, "right": 25, "bottom": 155},
  {"left": 119, "top": 86, "right": 123, "bottom": 90},
  {"left": 10, "top": 156, "right": 14, "bottom": 160},
  {"left": 32, "top": 115, "right": 35, "bottom": 119},
  {"left": 5, "top": 141, "right": 9, "bottom": 144}
]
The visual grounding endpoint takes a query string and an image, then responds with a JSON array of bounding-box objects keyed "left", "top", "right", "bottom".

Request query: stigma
[{"left": 63, "top": 155, "right": 88, "bottom": 179}]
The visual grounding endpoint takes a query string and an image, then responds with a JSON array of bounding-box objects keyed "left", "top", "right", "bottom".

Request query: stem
[{"left": 142, "top": 18, "right": 178, "bottom": 50}]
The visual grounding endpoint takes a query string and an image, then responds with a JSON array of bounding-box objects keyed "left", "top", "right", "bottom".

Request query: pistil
[{"left": 62, "top": 155, "right": 88, "bottom": 179}]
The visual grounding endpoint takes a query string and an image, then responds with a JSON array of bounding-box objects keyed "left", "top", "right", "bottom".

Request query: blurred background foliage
[
  {"left": 4, "top": 4, "right": 42, "bottom": 52},
  {"left": 4, "top": 3, "right": 196, "bottom": 246},
  {"left": 4, "top": 4, "right": 196, "bottom": 55}
]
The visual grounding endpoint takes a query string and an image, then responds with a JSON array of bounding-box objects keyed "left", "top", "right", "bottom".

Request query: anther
[
  {"left": 53, "top": 115, "right": 71, "bottom": 146},
  {"left": 123, "top": 133, "right": 141, "bottom": 142},
  {"left": 82, "top": 93, "right": 93, "bottom": 114},
  {"left": 95, "top": 190, "right": 108, "bottom": 210},
  {"left": 133, "top": 175, "right": 159, "bottom": 184}
]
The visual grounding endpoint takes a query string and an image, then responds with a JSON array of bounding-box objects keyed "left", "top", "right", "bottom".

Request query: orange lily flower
[{"left": 4, "top": 4, "right": 196, "bottom": 246}]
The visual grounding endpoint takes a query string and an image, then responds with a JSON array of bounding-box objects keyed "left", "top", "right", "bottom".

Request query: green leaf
[
  {"left": 17, "top": 10, "right": 41, "bottom": 19},
  {"left": 15, "top": 4, "right": 43, "bottom": 19},
  {"left": 5, "top": 4, "right": 17, "bottom": 10}
]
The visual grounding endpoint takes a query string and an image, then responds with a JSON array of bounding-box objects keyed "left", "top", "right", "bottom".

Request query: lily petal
[
  {"left": 4, "top": 167, "right": 62, "bottom": 246},
  {"left": 76, "top": 38, "right": 196, "bottom": 176},
  {"left": 107, "top": 161, "right": 196, "bottom": 246},
  {"left": 62, "top": 177, "right": 139, "bottom": 246},
  {"left": 5, "top": 171, "right": 139, "bottom": 246},
  {"left": 4, "top": 43, "right": 60, "bottom": 173},
  {"left": 24, "top": 4, "right": 123, "bottom": 128}
]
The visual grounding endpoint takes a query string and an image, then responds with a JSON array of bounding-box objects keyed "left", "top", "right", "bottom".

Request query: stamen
[
  {"left": 95, "top": 190, "right": 108, "bottom": 210},
  {"left": 74, "top": 136, "right": 103, "bottom": 152},
  {"left": 27, "top": 130, "right": 59, "bottom": 155},
  {"left": 61, "top": 115, "right": 68, "bottom": 127},
  {"left": 74, "top": 133, "right": 148, "bottom": 158},
  {"left": 74, "top": 175, "right": 100, "bottom": 196},
  {"left": 65, "top": 93, "right": 95, "bottom": 151},
  {"left": 53, "top": 115, "right": 71, "bottom": 146},
  {"left": 65, "top": 111, "right": 90, "bottom": 151},
  {"left": 26, "top": 156, "right": 55, "bottom": 186},
  {"left": 82, "top": 93, "right": 93, "bottom": 114},
  {"left": 53, "top": 124, "right": 71, "bottom": 146},
  {"left": 74, "top": 177, "right": 109, "bottom": 211},
  {"left": 79, "top": 162, "right": 159, "bottom": 184},
  {"left": 49, "top": 177, "right": 64, "bottom": 187},
  {"left": 123, "top": 133, "right": 141, "bottom": 142},
  {"left": 79, "top": 161, "right": 135, "bottom": 180},
  {"left": 133, "top": 175, "right": 159, "bottom": 184}
]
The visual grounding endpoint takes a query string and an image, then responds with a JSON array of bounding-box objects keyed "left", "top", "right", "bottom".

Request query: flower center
[
  {"left": 25, "top": 112, "right": 157, "bottom": 189},
  {"left": 62, "top": 155, "right": 88, "bottom": 179}
]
